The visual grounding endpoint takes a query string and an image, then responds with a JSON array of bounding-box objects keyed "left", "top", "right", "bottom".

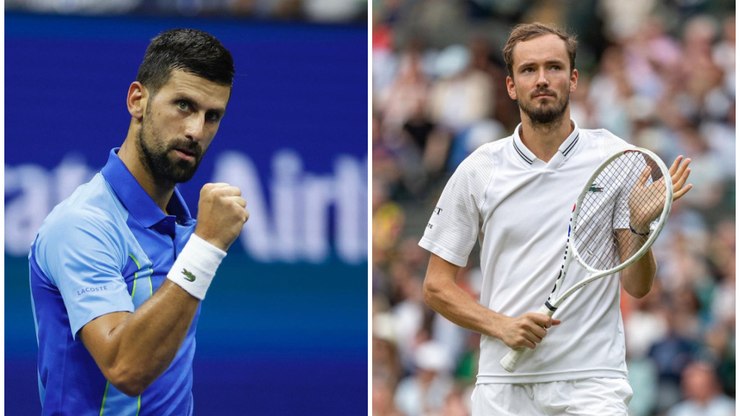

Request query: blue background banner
[{"left": 6, "top": 12, "right": 368, "bottom": 415}]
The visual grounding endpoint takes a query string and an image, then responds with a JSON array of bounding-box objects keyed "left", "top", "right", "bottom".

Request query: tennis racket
[{"left": 500, "top": 147, "right": 673, "bottom": 372}]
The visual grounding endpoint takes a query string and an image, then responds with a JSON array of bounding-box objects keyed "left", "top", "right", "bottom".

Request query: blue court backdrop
[{"left": 5, "top": 12, "right": 368, "bottom": 415}]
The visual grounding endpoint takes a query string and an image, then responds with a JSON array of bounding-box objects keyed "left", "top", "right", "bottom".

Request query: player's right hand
[
  {"left": 194, "top": 183, "right": 249, "bottom": 251},
  {"left": 500, "top": 313, "right": 561, "bottom": 350}
]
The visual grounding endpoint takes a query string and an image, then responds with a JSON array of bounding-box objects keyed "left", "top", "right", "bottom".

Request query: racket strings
[{"left": 572, "top": 151, "right": 668, "bottom": 272}]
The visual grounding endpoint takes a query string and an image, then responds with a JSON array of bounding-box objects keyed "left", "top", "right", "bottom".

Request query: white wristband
[{"left": 167, "top": 234, "right": 227, "bottom": 300}]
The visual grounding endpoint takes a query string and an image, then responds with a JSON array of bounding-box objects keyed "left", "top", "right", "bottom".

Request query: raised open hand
[{"left": 628, "top": 155, "right": 692, "bottom": 233}]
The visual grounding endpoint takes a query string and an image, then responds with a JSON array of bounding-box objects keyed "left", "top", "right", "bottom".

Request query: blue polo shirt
[{"left": 30, "top": 148, "right": 198, "bottom": 415}]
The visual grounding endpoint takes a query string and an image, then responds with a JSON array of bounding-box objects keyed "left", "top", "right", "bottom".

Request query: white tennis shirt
[{"left": 419, "top": 121, "right": 633, "bottom": 383}]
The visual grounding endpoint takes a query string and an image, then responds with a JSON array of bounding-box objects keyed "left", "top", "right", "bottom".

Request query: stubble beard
[
  {"left": 519, "top": 89, "right": 570, "bottom": 127},
  {"left": 136, "top": 112, "right": 202, "bottom": 187}
]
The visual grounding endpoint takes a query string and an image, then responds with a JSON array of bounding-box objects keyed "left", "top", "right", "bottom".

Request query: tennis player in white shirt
[{"left": 419, "top": 22, "right": 692, "bottom": 415}]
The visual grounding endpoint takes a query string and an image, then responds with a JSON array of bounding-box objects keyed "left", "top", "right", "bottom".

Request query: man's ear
[
  {"left": 127, "top": 81, "right": 148, "bottom": 120},
  {"left": 570, "top": 69, "right": 579, "bottom": 93},
  {"left": 506, "top": 76, "right": 517, "bottom": 100}
]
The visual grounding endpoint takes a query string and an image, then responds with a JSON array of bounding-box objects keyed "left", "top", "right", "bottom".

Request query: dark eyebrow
[
  {"left": 208, "top": 106, "right": 226, "bottom": 115},
  {"left": 516, "top": 58, "right": 566, "bottom": 71},
  {"left": 173, "top": 96, "right": 195, "bottom": 106}
]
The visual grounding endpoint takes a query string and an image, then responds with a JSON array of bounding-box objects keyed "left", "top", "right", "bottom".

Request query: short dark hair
[
  {"left": 136, "top": 28, "right": 234, "bottom": 93},
  {"left": 502, "top": 22, "right": 577, "bottom": 76}
]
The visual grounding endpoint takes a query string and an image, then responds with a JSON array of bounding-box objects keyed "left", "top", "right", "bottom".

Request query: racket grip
[
  {"left": 500, "top": 347, "right": 526, "bottom": 372},
  {"left": 499, "top": 304, "right": 555, "bottom": 372}
]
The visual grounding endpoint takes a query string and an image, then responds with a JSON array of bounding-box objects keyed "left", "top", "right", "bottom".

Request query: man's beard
[
  {"left": 519, "top": 89, "right": 569, "bottom": 126},
  {"left": 136, "top": 117, "right": 203, "bottom": 186}
]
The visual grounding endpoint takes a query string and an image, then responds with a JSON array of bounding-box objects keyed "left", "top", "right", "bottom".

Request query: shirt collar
[
  {"left": 512, "top": 119, "right": 581, "bottom": 165},
  {"left": 100, "top": 148, "right": 193, "bottom": 231}
]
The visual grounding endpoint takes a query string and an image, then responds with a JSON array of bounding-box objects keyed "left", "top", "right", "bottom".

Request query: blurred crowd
[
  {"left": 5, "top": 0, "right": 366, "bottom": 23},
  {"left": 372, "top": 1, "right": 735, "bottom": 416}
]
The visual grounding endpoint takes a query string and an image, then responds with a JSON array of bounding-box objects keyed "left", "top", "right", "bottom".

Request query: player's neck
[{"left": 519, "top": 116, "right": 574, "bottom": 162}]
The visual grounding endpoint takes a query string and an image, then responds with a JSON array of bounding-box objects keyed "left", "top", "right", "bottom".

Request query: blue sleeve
[{"left": 34, "top": 209, "right": 135, "bottom": 338}]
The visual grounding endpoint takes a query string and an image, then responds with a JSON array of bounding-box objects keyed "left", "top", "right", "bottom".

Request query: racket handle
[
  {"left": 499, "top": 347, "right": 527, "bottom": 372},
  {"left": 499, "top": 304, "right": 555, "bottom": 372}
]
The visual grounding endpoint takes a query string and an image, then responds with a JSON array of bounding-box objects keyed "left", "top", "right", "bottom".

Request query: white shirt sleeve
[{"left": 419, "top": 149, "right": 493, "bottom": 267}]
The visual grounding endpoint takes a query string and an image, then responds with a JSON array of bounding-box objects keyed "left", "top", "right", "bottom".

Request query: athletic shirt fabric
[
  {"left": 419, "top": 121, "right": 633, "bottom": 383},
  {"left": 29, "top": 148, "right": 198, "bottom": 415}
]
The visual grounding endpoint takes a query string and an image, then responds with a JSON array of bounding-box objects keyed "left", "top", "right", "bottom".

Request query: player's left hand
[
  {"left": 668, "top": 155, "right": 692, "bottom": 201},
  {"left": 628, "top": 155, "right": 692, "bottom": 232}
]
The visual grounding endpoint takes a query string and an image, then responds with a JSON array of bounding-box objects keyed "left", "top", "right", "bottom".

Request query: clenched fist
[{"left": 194, "top": 183, "right": 249, "bottom": 251}]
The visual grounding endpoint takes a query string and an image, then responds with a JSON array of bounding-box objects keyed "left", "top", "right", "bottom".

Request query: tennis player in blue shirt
[{"left": 29, "top": 29, "right": 249, "bottom": 415}]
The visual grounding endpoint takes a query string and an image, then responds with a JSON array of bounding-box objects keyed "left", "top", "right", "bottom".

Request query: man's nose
[
  {"left": 536, "top": 69, "right": 549, "bottom": 88},
  {"left": 184, "top": 114, "right": 206, "bottom": 141}
]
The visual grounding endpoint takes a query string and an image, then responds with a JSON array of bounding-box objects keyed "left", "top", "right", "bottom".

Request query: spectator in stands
[{"left": 667, "top": 361, "right": 735, "bottom": 416}]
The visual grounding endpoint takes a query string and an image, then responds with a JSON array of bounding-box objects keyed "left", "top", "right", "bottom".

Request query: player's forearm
[
  {"left": 423, "top": 273, "right": 502, "bottom": 339},
  {"left": 621, "top": 248, "right": 656, "bottom": 298},
  {"left": 92, "top": 281, "right": 199, "bottom": 396}
]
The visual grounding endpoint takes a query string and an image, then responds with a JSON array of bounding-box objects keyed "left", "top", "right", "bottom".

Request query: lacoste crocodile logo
[
  {"left": 181, "top": 268, "right": 196, "bottom": 282},
  {"left": 588, "top": 183, "right": 603, "bottom": 193}
]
